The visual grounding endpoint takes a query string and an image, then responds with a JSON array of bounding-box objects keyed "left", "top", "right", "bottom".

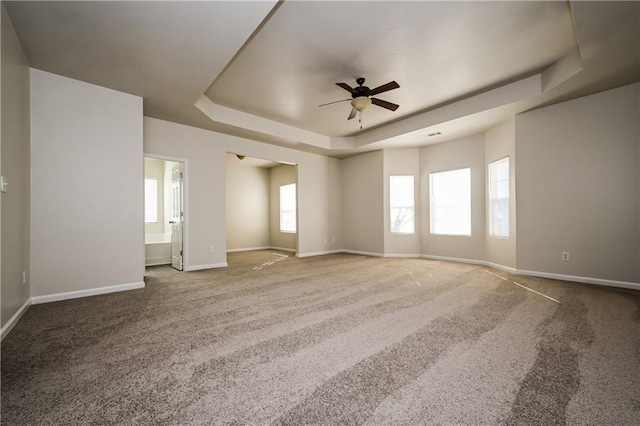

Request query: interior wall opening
[
  {"left": 225, "top": 153, "right": 298, "bottom": 257},
  {"left": 144, "top": 157, "right": 185, "bottom": 270}
]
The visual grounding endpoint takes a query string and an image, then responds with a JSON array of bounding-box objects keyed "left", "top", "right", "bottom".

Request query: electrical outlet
[
  {"left": 209, "top": 246, "right": 214, "bottom": 253},
  {"left": 561, "top": 252, "right": 570, "bottom": 261}
]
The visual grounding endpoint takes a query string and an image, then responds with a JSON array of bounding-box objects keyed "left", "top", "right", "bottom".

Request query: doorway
[
  {"left": 225, "top": 153, "right": 298, "bottom": 256},
  {"left": 144, "top": 157, "right": 185, "bottom": 271}
]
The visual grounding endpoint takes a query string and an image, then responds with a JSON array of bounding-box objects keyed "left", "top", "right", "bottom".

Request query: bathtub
[{"left": 145, "top": 232, "right": 172, "bottom": 266}]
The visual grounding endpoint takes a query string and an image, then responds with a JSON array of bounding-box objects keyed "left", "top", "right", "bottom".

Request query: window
[
  {"left": 429, "top": 168, "right": 471, "bottom": 235},
  {"left": 144, "top": 178, "right": 158, "bottom": 223},
  {"left": 489, "top": 157, "right": 509, "bottom": 238},
  {"left": 390, "top": 175, "right": 415, "bottom": 234},
  {"left": 280, "top": 183, "right": 296, "bottom": 233}
]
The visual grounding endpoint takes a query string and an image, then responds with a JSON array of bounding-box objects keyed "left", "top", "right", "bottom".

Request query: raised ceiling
[
  {"left": 4, "top": 1, "right": 639, "bottom": 157},
  {"left": 206, "top": 1, "right": 575, "bottom": 137}
]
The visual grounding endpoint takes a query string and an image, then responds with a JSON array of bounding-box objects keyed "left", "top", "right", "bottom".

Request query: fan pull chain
[{"left": 359, "top": 111, "right": 363, "bottom": 130}]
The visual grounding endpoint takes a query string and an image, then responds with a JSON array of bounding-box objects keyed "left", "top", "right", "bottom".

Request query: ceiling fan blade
[
  {"left": 369, "top": 81, "right": 400, "bottom": 96},
  {"left": 318, "top": 99, "right": 351, "bottom": 107},
  {"left": 347, "top": 107, "right": 357, "bottom": 120},
  {"left": 371, "top": 98, "right": 399, "bottom": 111},
  {"left": 336, "top": 82, "right": 357, "bottom": 94}
]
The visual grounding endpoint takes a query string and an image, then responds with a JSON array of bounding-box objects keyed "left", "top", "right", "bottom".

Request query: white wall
[
  {"left": 1, "top": 4, "right": 31, "bottom": 328},
  {"left": 485, "top": 119, "right": 517, "bottom": 268},
  {"left": 383, "top": 148, "right": 421, "bottom": 256},
  {"left": 162, "top": 159, "right": 182, "bottom": 235},
  {"left": 226, "top": 154, "right": 271, "bottom": 250},
  {"left": 342, "top": 151, "right": 384, "bottom": 255},
  {"left": 269, "top": 164, "right": 297, "bottom": 251},
  {"left": 30, "top": 69, "right": 144, "bottom": 297},
  {"left": 420, "top": 134, "right": 486, "bottom": 261},
  {"left": 515, "top": 83, "right": 640, "bottom": 283},
  {"left": 143, "top": 117, "right": 343, "bottom": 268}
]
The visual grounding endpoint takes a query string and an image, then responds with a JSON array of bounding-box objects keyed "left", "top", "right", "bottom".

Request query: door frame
[{"left": 143, "top": 153, "right": 189, "bottom": 270}]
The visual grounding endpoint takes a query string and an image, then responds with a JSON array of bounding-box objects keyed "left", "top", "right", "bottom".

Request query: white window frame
[
  {"left": 429, "top": 167, "right": 471, "bottom": 236},
  {"left": 144, "top": 177, "right": 158, "bottom": 223},
  {"left": 389, "top": 175, "right": 415, "bottom": 234},
  {"left": 280, "top": 183, "right": 297, "bottom": 233},
  {"left": 488, "top": 157, "right": 510, "bottom": 238}
]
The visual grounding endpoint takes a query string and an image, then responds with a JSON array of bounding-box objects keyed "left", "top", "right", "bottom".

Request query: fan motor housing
[
  {"left": 353, "top": 87, "right": 370, "bottom": 98},
  {"left": 352, "top": 77, "right": 370, "bottom": 98}
]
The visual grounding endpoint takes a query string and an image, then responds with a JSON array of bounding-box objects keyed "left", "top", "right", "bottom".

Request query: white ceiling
[
  {"left": 5, "top": 1, "right": 639, "bottom": 158},
  {"left": 206, "top": 1, "right": 575, "bottom": 136},
  {"left": 4, "top": 0, "right": 278, "bottom": 128}
]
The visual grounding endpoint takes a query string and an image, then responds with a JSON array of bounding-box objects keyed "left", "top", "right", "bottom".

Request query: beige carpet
[{"left": 2, "top": 251, "right": 639, "bottom": 425}]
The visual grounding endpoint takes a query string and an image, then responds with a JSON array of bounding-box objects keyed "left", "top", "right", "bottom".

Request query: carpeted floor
[{"left": 2, "top": 251, "right": 639, "bottom": 425}]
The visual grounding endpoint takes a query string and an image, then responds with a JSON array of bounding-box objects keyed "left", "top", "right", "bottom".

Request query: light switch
[{"left": 0, "top": 176, "right": 7, "bottom": 193}]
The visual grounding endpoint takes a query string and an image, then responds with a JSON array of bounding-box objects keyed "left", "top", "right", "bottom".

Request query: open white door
[{"left": 170, "top": 164, "right": 184, "bottom": 270}]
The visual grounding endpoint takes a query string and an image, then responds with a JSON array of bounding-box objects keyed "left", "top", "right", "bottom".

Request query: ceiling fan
[{"left": 319, "top": 77, "right": 400, "bottom": 128}]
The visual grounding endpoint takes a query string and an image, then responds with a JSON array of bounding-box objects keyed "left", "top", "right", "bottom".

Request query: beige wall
[
  {"left": 144, "top": 117, "right": 343, "bottom": 267},
  {"left": 485, "top": 119, "right": 516, "bottom": 268},
  {"left": 383, "top": 148, "right": 421, "bottom": 256},
  {"left": 515, "top": 83, "right": 639, "bottom": 283},
  {"left": 420, "top": 134, "right": 486, "bottom": 261},
  {"left": 342, "top": 151, "right": 384, "bottom": 255},
  {"left": 269, "top": 164, "right": 297, "bottom": 251},
  {"left": 30, "top": 69, "right": 144, "bottom": 296},
  {"left": 1, "top": 4, "right": 31, "bottom": 327},
  {"left": 226, "top": 154, "right": 271, "bottom": 250},
  {"left": 11, "top": 62, "right": 637, "bottom": 316},
  {"left": 299, "top": 153, "right": 343, "bottom": 256},
  {"left": 143, "top": 120, "right": 222, "bottom": 269}
]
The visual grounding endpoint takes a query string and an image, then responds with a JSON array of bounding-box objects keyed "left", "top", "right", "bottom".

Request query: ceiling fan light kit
[
  {"left": 320, "top": 77, "right": 400, "bottom": 129},
  {"left": 351, "top": 96, "right": 371, "bottom": 112}
]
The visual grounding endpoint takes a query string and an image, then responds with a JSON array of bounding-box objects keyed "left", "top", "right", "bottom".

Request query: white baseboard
[
  {"left": 421, "top": 254, "right": 487, "bottom": 266},
  {"left": 299, "top": 250, "right": 420, "bottom": 259},
  {"left": 184, "top": 263, "right": 228, "bottom": 271},
  {"left": 420, "top": 254, "right": 639, "bottom": 291},
  {"left": 484, "top": 261, "right": 518, "bottom": 274},
  {"left": 270, "top": 246, "right": 297, "bottom": 254},
  {"left": 227, "top": 246, "right": 297, "bottom": 254},
  {"left": 384, "top": 253, "right": 423, "bottom": 258},
  {"left": 297, "top": 249, "right": 343, "bottom": 258},
  {"left": 421, "top": 255, "right": 516, "bottom": 273},
  {"left": 342, "top": 249, "right": 385, "bottom": 257},
  {"left": 1, "top": 298, "right": 32, "bottom": 341},
  {"left": 31, "top": 281, "right": 145, "bottom": 305},
  {"left": 516, "top": 269, "right": 640, "bottom": 291},
  {"left": 227, "top": 246, "right": 271, "bottom": 253}
]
